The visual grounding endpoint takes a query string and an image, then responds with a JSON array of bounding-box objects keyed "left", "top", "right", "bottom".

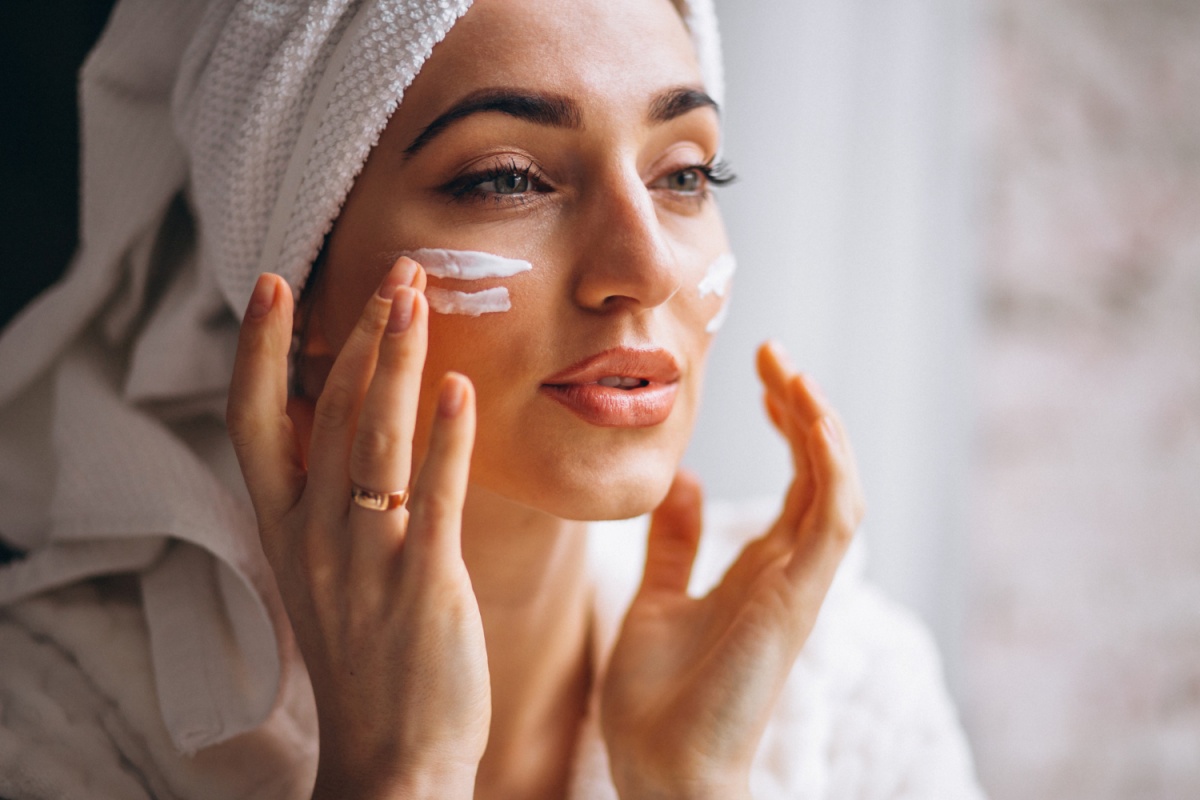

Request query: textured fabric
[
  {"left": 0, "top": 509, "right": 985, "bottom": 800},
  {"left": 0, "top": 0, "right": 724, "bottom": 753}
]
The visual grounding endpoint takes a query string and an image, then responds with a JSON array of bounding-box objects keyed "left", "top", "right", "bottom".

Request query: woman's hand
[
  {"left": 600, "top": 342, "right": 865, "bottom": 800},
  {"left": 226, "top": 259, "right": 490, "bottom": 800}
]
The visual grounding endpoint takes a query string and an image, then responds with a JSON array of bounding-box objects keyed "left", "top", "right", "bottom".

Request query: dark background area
[{"left": 0, "top": 1, "right": 119, "bottom": 328}]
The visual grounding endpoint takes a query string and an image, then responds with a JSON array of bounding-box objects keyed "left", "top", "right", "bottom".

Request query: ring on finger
[{"left": 351, "top": 484, "right": 409, "bottom": 512}]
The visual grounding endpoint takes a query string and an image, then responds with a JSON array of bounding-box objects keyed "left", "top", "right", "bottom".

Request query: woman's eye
[
  {"left": 482, "top": 171, "right": 531, "bottom": 194},
  {"left": 661, "top": 168, "right": 704, "bottom": 194},
  {"left": 443, "top": 163, "right": 546, "bottom": 203}
]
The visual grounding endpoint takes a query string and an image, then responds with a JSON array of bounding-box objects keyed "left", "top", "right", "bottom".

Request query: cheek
[
  {"left": 313, "top": 276, "right": 377, "bottom": 357},
  {"left": 412, "top": 304, "right": 545, "bottom": 478},
  {"left": 674, "top": 250, "right": 737, "bottom": 339},
  {"left": 420, "top": 300, "right": 543, "bottom": 413}
]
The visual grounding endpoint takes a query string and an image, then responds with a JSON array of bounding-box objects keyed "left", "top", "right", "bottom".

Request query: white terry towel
[{"left": 0, "top": 0, "right": 725, "bottom": 754}]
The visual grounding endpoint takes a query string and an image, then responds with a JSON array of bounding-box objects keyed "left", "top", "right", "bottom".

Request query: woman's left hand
[{"left": 600, "top": 342, "right": 865, "bottom": 800}]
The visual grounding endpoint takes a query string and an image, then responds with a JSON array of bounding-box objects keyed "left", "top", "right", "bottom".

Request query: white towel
[{"left": 0, "top": 0, "right": 726, "bottom": 753}]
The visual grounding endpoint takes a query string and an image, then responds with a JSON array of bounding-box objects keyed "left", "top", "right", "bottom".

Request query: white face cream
[
  {"left": 698, "top": 253, "right": 736, "bottom": 333},
  {"left": 705, "top": 301, "right": 731, "bottom": 333},
  {"left": 395, "top": 248, "right": 532, "bottom": 317},
  {"left": 400, "top": 248, "right": 532, "bottom": 280},
  {"left": 424, "top": 286, "right": 512, "bottom": 316},
  {"left": 697, "top": 252, "right": 737, "bottom": 299}
]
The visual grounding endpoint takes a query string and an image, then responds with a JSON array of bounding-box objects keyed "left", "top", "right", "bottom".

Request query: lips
[{"left": 540, "top": 347, "right": 681, "bottom": 428}]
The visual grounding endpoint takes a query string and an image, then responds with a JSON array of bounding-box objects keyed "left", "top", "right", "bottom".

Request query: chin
[
  {"left": 553, "top": 472, "right": 674, "bottom": 522},
  {"left": 475, "top": 438, "right": 683, "bottom": 522}
]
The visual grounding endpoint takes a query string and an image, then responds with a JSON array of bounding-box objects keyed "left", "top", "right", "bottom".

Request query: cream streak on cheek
[
  {"left": 425, "top": 286, "right": 512, "bottom": 316},
  {"left": 399, "top": 248, "right": 532, "bottom": 280},
  {"left": 698, "top": 252, "right": 737, "bottom": 299},
  {"left": 699, "top": 253, "right": 737, "bottom": 333},
  {"left": 396, "top": 248, "right": 533, "bottom": 317}
]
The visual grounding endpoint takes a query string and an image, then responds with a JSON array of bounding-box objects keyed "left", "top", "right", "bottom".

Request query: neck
[{"left": 461, "top": 483, "right": 593, "bottom": 800}]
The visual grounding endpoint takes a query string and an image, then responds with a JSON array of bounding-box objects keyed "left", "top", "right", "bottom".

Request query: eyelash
[
  {"left": 695, "top": 157, "right": 737, "bottom": 188},
  {"left": 441, "top": 159, "right": 551, "bottom": 205},
  {"left": 441, "top": 156, "right": 737, "bottom": 206}
]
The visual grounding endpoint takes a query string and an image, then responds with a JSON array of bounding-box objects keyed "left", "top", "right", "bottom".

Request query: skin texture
[
  {"left": 225, "top": 0, "right": 865, "bottom": 798},
  {"left": 304, "top": 0, "right": 725, "bottom": 522}
]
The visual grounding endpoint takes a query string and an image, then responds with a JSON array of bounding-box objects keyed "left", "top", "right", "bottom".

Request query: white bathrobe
[{"left": 0, "top": 500, "right": 983, "bottom": 799}]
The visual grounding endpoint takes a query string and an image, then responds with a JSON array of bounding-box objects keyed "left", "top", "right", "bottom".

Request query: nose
[{"left": 570, "top": 166, "right": 682, "bottom": 313}]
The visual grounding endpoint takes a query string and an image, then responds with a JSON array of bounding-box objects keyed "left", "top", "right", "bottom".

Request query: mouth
[{"left": 540, "top": 347, "right": 681, "bottom": 428}]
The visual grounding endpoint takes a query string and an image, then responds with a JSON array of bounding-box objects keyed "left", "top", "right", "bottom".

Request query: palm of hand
[
  {"left": 600, "top": 343, "right": 863, "bottom": 797},
  {"left": 603, "top": 551, "right": 805, "bottom": 782}
]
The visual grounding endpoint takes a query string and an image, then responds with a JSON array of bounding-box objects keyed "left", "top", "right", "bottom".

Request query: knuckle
[
  {"left": 409, "top": 492, "right": 459, "bottom": 532},
  {"left": 355, "top": 294, "right": 391, "bottom": 337},
  {"left": 830, "top": 500, "right": 860, "bottom": 544},
  {"left": 351, "top": 426, "right": 404, "bottom": 476},
  {"left": 298, "top": 544, "right": 338, "bottom": 595},
  {"left": 313, "top": 379, "right": 356, "bottom": 432}
]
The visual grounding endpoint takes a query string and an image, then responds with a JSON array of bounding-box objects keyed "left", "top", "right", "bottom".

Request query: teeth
[{"left": 597, "top": 376, "right": 645, "bottom": 388}]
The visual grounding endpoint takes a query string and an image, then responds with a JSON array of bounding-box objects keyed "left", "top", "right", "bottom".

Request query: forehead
[{"left": 398, "top": 0, "right": 703, "bottom": 121}]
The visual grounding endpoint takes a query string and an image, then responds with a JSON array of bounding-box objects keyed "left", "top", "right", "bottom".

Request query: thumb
[{"left": 638, "top": 470, "right": 705, "bottom": 596}]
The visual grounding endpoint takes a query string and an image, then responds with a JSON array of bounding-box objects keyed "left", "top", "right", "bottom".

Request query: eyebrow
[
  {"left": 402, "top": 85, "right": 720, "bottom": 157},
  {"left": 648, "top": 86, "right": 719, "bottom": 124},
  {"left": 403, "top": 89, "right": 582, "bottom": 156}
]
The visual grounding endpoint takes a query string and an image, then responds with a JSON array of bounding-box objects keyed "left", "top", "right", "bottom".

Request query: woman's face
[{"left": 309, "top": 0, "right": 731, "bottom": 521}]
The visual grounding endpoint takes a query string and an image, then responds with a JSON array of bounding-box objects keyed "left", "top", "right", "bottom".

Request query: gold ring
[{"left": 351, "top": 485, "right": 409, "bottom": 512}]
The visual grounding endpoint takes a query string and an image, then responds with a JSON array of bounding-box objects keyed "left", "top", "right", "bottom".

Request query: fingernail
[
  {"left": 768, "top": 340, "right": 795, "bottom": 370},
  {"left": 378, "top": 259, "right": 419, "bottom": 299},
  {"left": 438, "top": 375, "right": 465, "bottom": 418},
  {"left": 387, "top": 288, "right": 415, "bottom": 334},
  {"left": 377, "top": 279, "right": 400, "bottom": 300},
  {"left": 247, "top": 274, "right": 274, "bottom": 320},
  {"left": 821, "top": 416, "right": 840, "bottom": 446},
  {"left": 395, "top": 257, "right": 419, "bottom": 286}
]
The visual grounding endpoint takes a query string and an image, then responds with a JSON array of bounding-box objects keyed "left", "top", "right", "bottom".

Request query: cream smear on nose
[
  {"left": 398, "top": 248, "right": 533, "bottom": 316},
  {"left": 698, "top": 253, "right": 737, "bottom": 333}
]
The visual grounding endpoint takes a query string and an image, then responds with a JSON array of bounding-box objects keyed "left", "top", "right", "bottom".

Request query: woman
[{"left": 0, "top": 0, "right": 984, "bottom": 798}]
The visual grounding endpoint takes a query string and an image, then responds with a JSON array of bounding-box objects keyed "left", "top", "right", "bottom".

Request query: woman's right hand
[{"left": 226, "top": 258, "right": 490, "bottom": 800}]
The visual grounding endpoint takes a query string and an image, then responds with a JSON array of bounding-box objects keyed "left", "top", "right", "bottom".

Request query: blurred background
[
  {"left": 694, "top": 0, "right": 1200, "bottom": 797},
  {"left": 2, "top": 0, "right": 1197, "bottom": 797}
]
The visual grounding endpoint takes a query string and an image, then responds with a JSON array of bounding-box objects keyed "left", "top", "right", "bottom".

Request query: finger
[
  {"left": 405, "top": 373, "right": 477, "bottom": 569},
  {"left": 756, "top": 342, "right": 818, "bottom": 449},
  {"left": 757, "top": 347, "right": 816, "bottom": 537},
  {"left": 755, "top": 341, "right": 825, "bottom": 429},
  {"left": 306, "top": 259, "right": 417, "bottom": 517},
  {"left": 227, "top": 274, "right": 305, "bottom": 528},
  {"left": 787, "top": 372, "right": 826, "bottom": 428},
  {"left": 763, "top": 391, "right": 789, "bottom": 437},
  {"left": 785, "top": 416, "right": 862, "bottom": 593},
  {"left": 638, "top": 470, "right": 704, "bottom": 597},
  {"left": 347, "top": 285, "right": 427, "bottom": 576},
  {"left": 349, "top": 272, "right": 427, "bottom": 498},
  {"left": 755, "top": 340, "right": 792, "bottom": 401}
]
